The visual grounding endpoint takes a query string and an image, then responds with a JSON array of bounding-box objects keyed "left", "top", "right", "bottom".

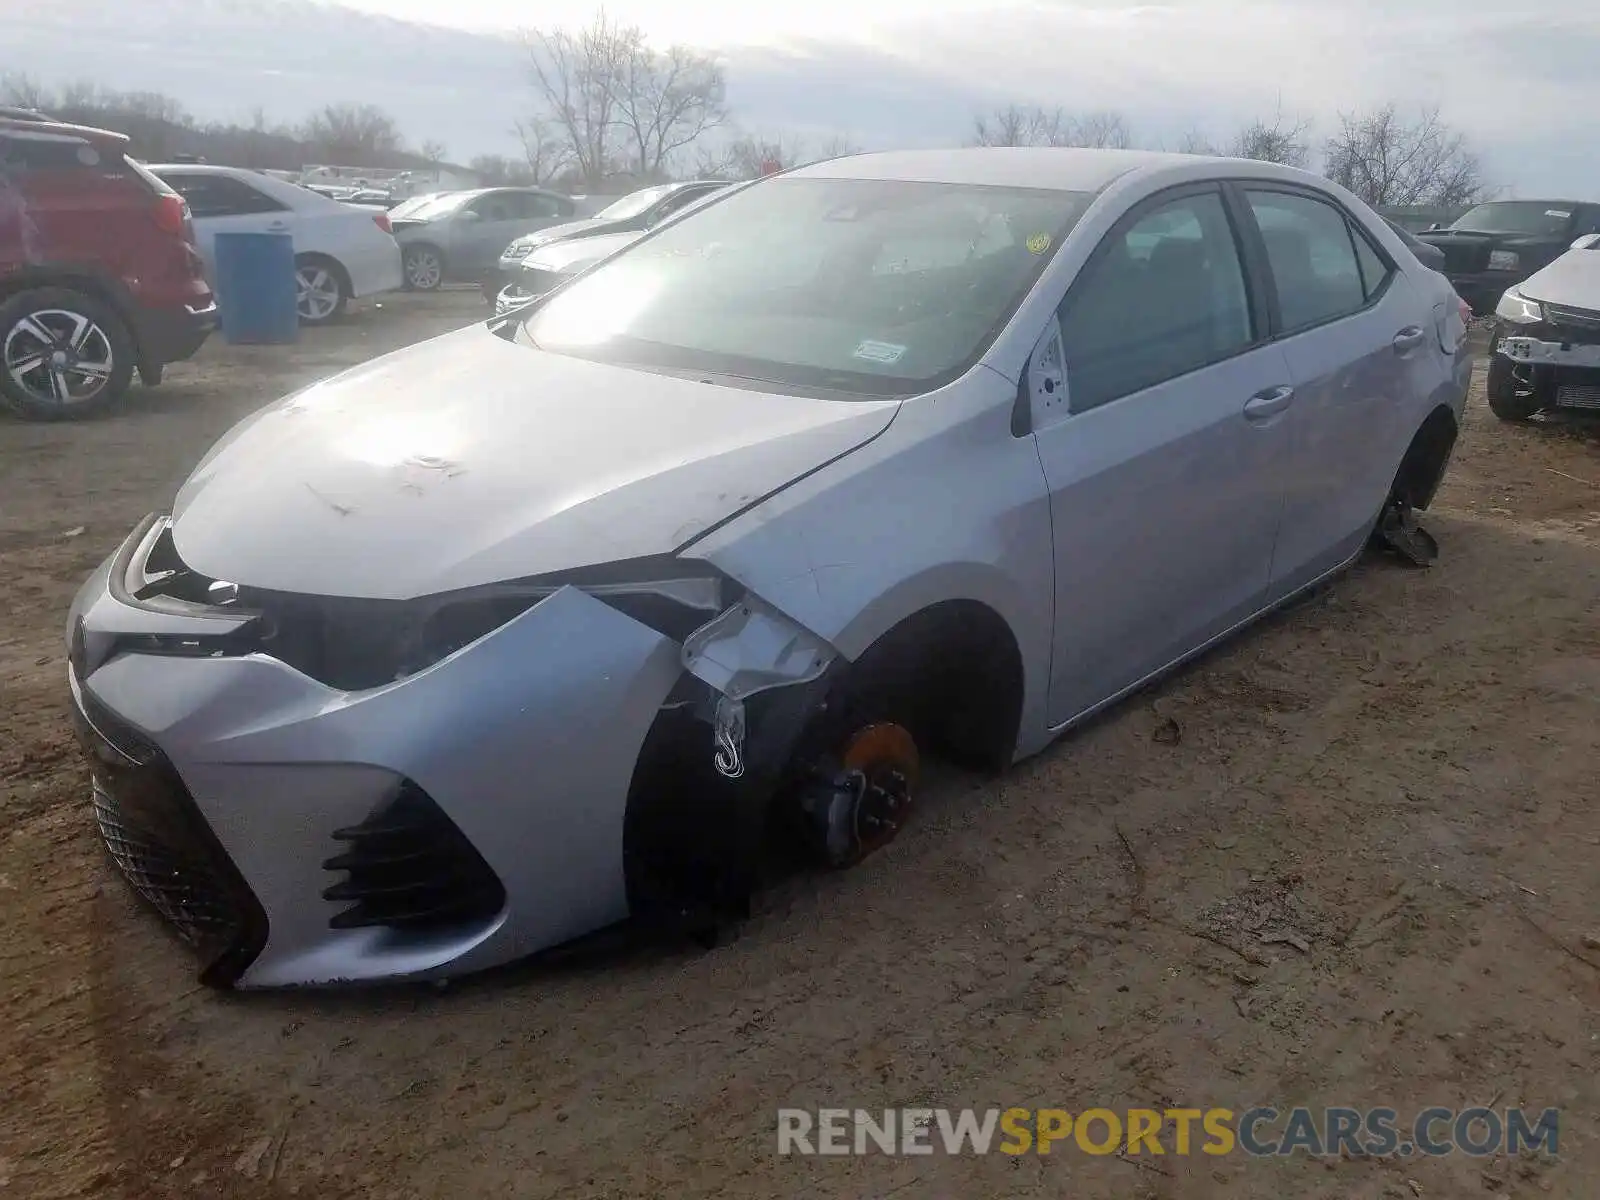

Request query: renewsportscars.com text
[{"left": 777, "top": 1106, "right": 1559, "bottom": 1158}]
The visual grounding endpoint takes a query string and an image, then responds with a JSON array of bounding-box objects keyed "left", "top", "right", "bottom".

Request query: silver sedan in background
[{"left": 67, "top": 148, "right": 1471, "bottom": 988}]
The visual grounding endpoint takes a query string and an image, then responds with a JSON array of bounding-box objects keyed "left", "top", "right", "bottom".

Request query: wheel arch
[
  {"left": 832, "top": 594, "right": 1027, "bottom": 774},
  {"left": 0, "top": 265, "right": 139, "bottom": 330},
  {"left": 1392, "top": 402, "right": 1460, "bottom": 511},
  {"left": 294, "top": 251, "right": 352, "bottom": 298}
]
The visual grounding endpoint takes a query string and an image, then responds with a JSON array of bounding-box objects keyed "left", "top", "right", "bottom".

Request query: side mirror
[
  {"left": 457, "top": 210, "right": 481, "bottom": 223},
  {"left": 1571, "top": 233, "right": 1600, "bottom": 251},
  {"left": 1427, "top": 223, "right": 1442, "bottom": 232}
]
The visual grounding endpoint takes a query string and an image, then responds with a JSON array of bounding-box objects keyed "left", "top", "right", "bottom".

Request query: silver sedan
[{"left": 67, "top": 148, "right": 1472, "bottom": 988}]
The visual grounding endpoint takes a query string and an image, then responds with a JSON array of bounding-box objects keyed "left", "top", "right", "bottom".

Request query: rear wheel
[
  {"left": 295, "top": 257, "right": 348, "bottom": 325},
  {"left": 402, "top": 245, "right": 444, "bottom": 291},
  {"left": 0, "top": 287, "right": 135, "bottom": 420},
  {"left": 1486, "top": 353, "right": 1541, "bottom": 421}
]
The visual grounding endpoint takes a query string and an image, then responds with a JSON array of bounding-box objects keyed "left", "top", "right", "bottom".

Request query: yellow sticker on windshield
[{"left": 1026, "top": 233, "right": 1052, "bottom": 255}]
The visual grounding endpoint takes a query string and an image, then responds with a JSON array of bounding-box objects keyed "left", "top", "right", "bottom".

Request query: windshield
[
  {"left": 391, "top": 191, "right": 473, "bottom": 221},
  {"left": 1450, "top": 202, "right": 1576, "bottom": 237},
  {"left": 522, "top": 177, "right": 1092, "bottom": 396},
  {"left": 595, "top": 185, "right": 676, "bottom": 222}
]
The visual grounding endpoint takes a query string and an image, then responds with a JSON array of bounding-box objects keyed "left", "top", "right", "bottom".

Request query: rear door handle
[
  {"left": 1243, "top": 385, "right": 1294, "bottom": 421},
  {"left": 1392, "top": 325, "right": 1427, "bottom": 354}
]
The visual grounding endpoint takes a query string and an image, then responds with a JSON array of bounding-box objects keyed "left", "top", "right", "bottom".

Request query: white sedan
[{"left": 150, "top": 164, "right": 404, "bottom": 324}]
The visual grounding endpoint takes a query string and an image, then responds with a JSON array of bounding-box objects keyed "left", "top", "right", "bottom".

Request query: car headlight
[
  {"left": 1494, "top": 287, "right": 1543, "bottom": 324},
  {"left": 1487, "top": 250, "right": 1521, "bottom": 272},
  {"left": 504, "top": 243, "right": 532, "bottom": 260}
]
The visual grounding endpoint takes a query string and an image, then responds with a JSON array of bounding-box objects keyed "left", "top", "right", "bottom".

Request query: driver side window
[{"left": 1058, "top": 189, "right": 1254, "bottom": 414}]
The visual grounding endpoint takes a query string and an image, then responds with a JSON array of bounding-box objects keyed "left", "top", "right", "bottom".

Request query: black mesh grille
[
  {"left": 322, "top": 782, "right": 505, "bottom": 931},
  {"left": 73, "top": 686, "right": 267, "bottom": 986}
]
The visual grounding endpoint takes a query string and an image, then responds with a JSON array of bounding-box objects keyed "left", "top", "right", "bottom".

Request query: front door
[{"left": 1031, "top": 184, "right": 1294, "bottom": 725}]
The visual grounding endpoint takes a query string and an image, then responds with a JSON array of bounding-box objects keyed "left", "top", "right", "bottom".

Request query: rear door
[
  {"left": 1031, "top": 184, "right": 1296, "bottom": 724},
  {"left": 1233, "top": 185, "right": 1426, "bottom": 599},
  {"left": 160, "top": 172, "right": 291, "bottom": 278}
]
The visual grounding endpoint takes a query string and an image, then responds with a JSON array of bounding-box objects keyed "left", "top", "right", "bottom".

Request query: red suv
[{"left": 0, "top": 114, "right": 216, "bottom": 420}]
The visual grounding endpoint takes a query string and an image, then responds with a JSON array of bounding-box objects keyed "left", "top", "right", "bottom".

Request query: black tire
[
  {"left": 1486, "top": 352, "right": 1540, "bottom": 421},
  {"left": 402, "top": 244, "right": 444, "bottom": 292},
  {"left": 0, "top": 286, "right": 136, "bottom": 421},
  {"left": 294, "top": 256, "right": 349, "bottom": 326}
]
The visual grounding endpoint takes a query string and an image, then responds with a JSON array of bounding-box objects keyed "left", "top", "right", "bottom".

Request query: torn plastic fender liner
[
  {"left": 621, "top": 595, "right": 841, "bottom": 925},
  {"left": 680, "top": 595, "right": 837, "bottom": 779}
]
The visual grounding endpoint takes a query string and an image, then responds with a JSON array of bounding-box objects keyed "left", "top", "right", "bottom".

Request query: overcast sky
[
  {"left": 330, "top": 0, "right": 1600, "bottom": 195},
  {"left": 8, "top": 0, "right": 1599, "bottom": 194}
]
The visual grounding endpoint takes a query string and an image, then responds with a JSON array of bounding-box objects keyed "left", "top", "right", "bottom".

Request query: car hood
[
  {"left": 509, "top": 217, "right": 620, "bottom": 251},
  {"left": 524, "top": 230, "right": 642, "bottom": 273},
  {"left": 1517, "top": 249, "right": 1600, "bottom": 310},
  {"left": 170, "top": 325, "right": 900, "bottom": 600}
]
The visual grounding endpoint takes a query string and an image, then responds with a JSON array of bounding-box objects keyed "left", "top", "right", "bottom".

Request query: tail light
[
  {"left": 152, "top": 194, "right": 194, "bottom": 242},
  {"left": 372, "top": 213, "right": 392, "bottom": 235}
]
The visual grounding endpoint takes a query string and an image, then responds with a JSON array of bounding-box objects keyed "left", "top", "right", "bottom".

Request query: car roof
[
  {"left": 786, "top": 146, "right": 1341, "bottom": 196},
  {"left": 787, "top": 147, "right": 1208, "bottom": 191},
  {"left": 0, "top": 114, "right": 130, "bottom": 149}
]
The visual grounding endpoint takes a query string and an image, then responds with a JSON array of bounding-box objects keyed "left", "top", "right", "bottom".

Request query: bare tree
[
  {"left": 1072, "top": 111, "right": 1133, "bottom": 149},
  {"left": 814, "top": 133, "right": 863, "bottom": 162},
  {"left": 1174, "top": 128, "right": 1218, "bottom": 155},
  {"left": 469, "top": 154, "right": 534, "bottom": 186},
  {"left": 1229, "top": 102, "right": 1311, "bottom": 168},
  {"left": 300, "top": 103, "right": 404, "bottom": 166},
  {"left": 0, "top": 72, "right": 48, "bottom": 109},
  {"left": 513, "top": 116, "right": 572, "bottom": 186},
  {"left": 522, "top": 12, "right": 636, "bottom": 189},
  {"left": 419, "top": 140, "right": 448, "bottom": 166},
  {"left": 1323, "top": 103, "right": 1484, "bottom": 207},
  {"left": 611, "top": 41, "right": 727, "bottom": 180},
  {"left": 698, "top": 132, "right": 811, "bottom": 180},
  {"left": 972, "top": 104, "right": 1044, "bottom": 147},
  {"left": 971, "top": 105, "right": 1132, "bottom": 149}
]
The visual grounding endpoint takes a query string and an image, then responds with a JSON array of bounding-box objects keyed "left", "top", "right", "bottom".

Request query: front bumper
[
  {"left": 1497, "top": 334, "right": 1600, "bottom": 371},
  {"left": 1491, "top": 326, "right": 1600, "bottom": 411},
  {"left": 67, "top": 522, "right": 687, "bottom": 988}
]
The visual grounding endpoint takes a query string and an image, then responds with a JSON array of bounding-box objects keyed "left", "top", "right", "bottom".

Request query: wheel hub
[{"left": 798, "top": 723, "right": 920, "bottom": 869}]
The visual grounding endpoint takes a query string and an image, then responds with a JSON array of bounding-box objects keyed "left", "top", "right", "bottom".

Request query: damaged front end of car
[{"left": 69, "top": 514, "right": 899, "bottom": 985}]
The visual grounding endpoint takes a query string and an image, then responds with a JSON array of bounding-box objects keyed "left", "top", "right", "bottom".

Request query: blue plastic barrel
[{"left": 213, "top": 231, "right": 299, "bottom": 345}]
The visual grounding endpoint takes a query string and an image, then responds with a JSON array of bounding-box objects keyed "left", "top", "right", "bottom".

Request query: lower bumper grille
[
  {"left": 73, "top": 684, "right": 267, "bottom": 986},
  {"left": 322, "top": 782, "right": 505, "bottom": 931},
  {"left": 1555, "top": 383, "right": 1600, "bottom": 410}
]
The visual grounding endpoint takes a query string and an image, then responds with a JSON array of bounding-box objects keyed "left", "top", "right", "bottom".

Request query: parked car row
[{"left": 151, "top": 164, "right": 403, "bottom": 325}]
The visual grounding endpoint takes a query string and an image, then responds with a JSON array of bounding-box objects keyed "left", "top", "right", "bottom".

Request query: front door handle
[
  {"left": 1243, "top": 385, "right": 1294, "bottom": 421},
  {"left": 1392, "top": 325, "right": 1426, "bottom": 354}
]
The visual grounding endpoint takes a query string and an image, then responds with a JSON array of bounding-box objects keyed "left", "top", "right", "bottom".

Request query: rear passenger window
[
  {"left": 1059, "top": 190, "right": 1254, "bottom": 413},
  {"left": 1351, "top": 227, "right": 1391, "bottom": 300},
  {"left": 164, "top": 174, "right": 285, "bottom": 218},
  {"left": 0, "top": 132, "right": 102, "bottom": 171},
  {"left": 1245, "top": 190, "right": 1368, "bottom": 331}
]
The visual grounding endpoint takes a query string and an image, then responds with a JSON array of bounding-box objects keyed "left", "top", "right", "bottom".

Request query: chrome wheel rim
[
  {"left": 3, "top": 309, "right": 115, "bottom": 407},
  {"left": 296, "top": 266, "right": 342, "bottom": 321},
  {"left": 406, "top": 250, "right": 441, "bottom": 289}
]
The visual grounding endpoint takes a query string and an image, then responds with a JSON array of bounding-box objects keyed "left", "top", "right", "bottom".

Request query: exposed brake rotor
[{"left": 800, "top": 722, "right": 920, "bottom": 869}]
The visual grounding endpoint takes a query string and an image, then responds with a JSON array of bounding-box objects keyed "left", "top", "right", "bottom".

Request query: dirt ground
[{"left": 2, "top": 292, "right": 1597, "bottom": 1200}]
